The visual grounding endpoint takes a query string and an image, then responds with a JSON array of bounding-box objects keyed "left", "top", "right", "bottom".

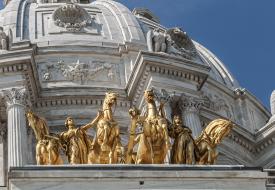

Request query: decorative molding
[
  {"left": 52, "top": 3, "right": 94, "bottom": 32},
  {"left": 132, "top": 8, "right": 160, "bottom": 23},
  {"left": 35, "top": 97, "right": 131, "bottom": 109}
]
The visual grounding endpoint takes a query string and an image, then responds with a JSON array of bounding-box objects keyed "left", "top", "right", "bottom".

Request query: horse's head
[
  {"left": 144, "top": 89, "right": 155, "bottom": 103},
  {"left": 204, "top": 119, "right": 234, "bottom": 145},
  {"left": 26, "top": 110, "right": 37, "bottom": 129},
  {"left": 104, "top": 92, "right": 119, "bottom": 107}
]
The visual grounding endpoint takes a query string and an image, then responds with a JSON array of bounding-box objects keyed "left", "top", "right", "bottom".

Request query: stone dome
[{"left": 0, "top": 0, "right": 240, "bottom": 90}]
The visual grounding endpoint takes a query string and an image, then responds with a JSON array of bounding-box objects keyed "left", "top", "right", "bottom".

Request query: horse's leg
[
  {"left": 207, "top": 146, "right": 214, "bottom": 164},
  {"left": 36, "top": 144, "right": 43, "bottom": 165},
  {"left": 197, "top": 143, "right": 208, "bottom": 165},
  {"left": 160, "top": 121, "right": 171, "bottom": 149},
  {"left": 47, "top": 140, "right": 62, "bottom": 165},
  {"left": 186, "top": 141, "right": 195, "bottom": 165}
]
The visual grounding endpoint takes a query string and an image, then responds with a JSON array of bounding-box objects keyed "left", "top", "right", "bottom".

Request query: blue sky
[{"left": 0, "top": 0, "right": 274, "bottom": 110}]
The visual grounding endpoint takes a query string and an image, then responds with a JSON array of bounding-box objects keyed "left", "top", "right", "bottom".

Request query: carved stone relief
[
  {"left": 0, "top": 27, "right": 8, "bottom": 50},
  {"left": 166, "top": 27, "right": 197, "bottom": 59},
  {"left": 52, "top": 3, "right": 94, "bottom": 32},
  {"left": 40, "top": 59, "right": 120, "bottom": 85},
  {"left": 147, "top": 27, "right": 197, "bottom": 60}
]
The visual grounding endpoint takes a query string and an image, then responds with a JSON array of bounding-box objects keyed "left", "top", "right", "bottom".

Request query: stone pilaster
[
  {"left": 181, "top": 96, "right": 203, "bottom": 138},
  {"left": 2, "top": 88, "right": 28, "bottom": 168}
]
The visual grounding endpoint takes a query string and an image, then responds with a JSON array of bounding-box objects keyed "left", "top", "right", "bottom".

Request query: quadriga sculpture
[
  {"left": 88, "top": 92, "right": 123, "bottom": 164},
  {"left": 195, "top": 119, "right": 234, "bottom": 165},
  {"left": 26, "top": 111, "right": 63, "bottom": 165},
  {"left": 127, "top": 90, "right": 171, "bottom": 164}
]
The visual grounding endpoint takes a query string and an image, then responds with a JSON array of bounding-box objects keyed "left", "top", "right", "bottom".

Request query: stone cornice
[
  {"left": 126, "top": 51, "right": 210, "bottom": 104},
  {"left": 35, "top": 96, "right": 131, "bottom": 109},
  {"left": 0, "top": 48, "right": 39, "bottom": 104}
]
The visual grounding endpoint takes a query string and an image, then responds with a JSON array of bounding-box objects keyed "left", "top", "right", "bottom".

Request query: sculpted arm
[{"left": 81, "top": 111, "right": 103, "bottom": 131}]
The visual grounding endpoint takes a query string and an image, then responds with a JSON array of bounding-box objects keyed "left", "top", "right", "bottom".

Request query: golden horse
[
  {"left": 127, "top": 90, "right": 171, "bottom": 164},
  {"left": 88, "top": 92, "right": 123, "bottom": 164},
  {"left": 26, "top": 111, "right": 63, "bottom": 165},
  {"left": 195, "top": 119, "right": 234, "bottom": 165}
]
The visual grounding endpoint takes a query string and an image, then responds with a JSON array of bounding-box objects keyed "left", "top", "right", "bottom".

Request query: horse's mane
[
  {"left": 197, "top": 119, "right": 233, "bottom": 144},
  {"left": 31, "top": 113, "right": 50, "bottom": 138}
]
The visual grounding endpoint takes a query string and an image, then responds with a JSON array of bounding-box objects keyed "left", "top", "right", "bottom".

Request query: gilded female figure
[{"left": 60, "top": 112, "right": 102, "bottom": 164}]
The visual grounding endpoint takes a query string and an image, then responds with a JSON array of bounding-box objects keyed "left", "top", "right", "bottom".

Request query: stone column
[
  {"left": 0, "top": 122, "right": 7, "bottom": 186},
  {"left": 3, "top": 88, "right": 28, "bottom": 169},
  {"left": 181, "top": 96, "right": 203, "bottom": 138}
]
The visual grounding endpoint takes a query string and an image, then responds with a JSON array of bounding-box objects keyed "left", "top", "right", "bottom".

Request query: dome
[
  {"left": 0, "top": 0, "right": 147, "bottom": 49},
  {"left": 0, "top": 0, "right": 240, "bottom": 90}
]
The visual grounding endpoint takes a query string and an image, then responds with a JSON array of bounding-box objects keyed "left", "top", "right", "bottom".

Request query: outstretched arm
[{"left": 81, "top": 111, "right": 103, "bottom": 131}]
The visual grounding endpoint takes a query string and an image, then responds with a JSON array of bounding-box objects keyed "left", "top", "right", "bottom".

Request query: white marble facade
[{"left": 0, "top": 0, "right": 274, "bottom": 189}]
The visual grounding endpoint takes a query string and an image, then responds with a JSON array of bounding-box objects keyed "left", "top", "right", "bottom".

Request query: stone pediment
[{"left": 126, "top": 51, "right": 210, "bottom": 105}]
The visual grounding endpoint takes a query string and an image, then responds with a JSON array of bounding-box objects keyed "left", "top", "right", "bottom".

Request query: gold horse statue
[
  {"left": 26, "top": 111, "right": 63, "bottom": 165},
  {"left": 88, "top": 92, "right": 123, "bottom": 164},
  {"left": 127, "top": 90, "right": 171, "bottom": 164},
  {"left": 195, "top": 119, "right": 234, "bottom": 164}
]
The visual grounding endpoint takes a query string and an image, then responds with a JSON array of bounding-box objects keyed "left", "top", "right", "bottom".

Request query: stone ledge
[{"left": 8, "top": 165, "right": 267, "bottom": 190}]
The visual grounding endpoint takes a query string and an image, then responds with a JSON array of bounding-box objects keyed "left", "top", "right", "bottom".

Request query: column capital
[{"left": 2, "top": 88, "right": 29, "bottom": 108}]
